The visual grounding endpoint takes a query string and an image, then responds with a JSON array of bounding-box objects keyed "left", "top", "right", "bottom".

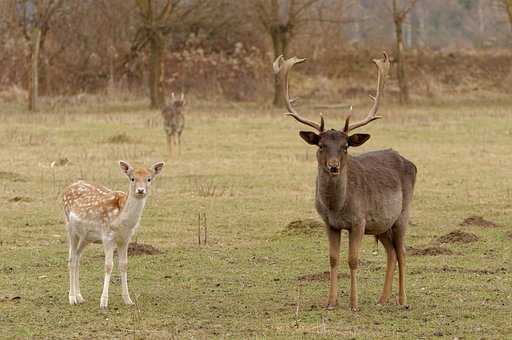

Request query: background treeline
[{"left": 0, "top": 0, "right": 511, "bottom": 110}]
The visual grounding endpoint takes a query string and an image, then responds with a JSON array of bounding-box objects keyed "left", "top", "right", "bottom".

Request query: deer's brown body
[
  {"left": 275, "top": 53, "right": 417, "bottom": 311},
  {"left": 161, "top": 92, "right": 185, "bottom": 154},
  {"left": 316, "top": 148, "right": 416, "bottom": 236}
]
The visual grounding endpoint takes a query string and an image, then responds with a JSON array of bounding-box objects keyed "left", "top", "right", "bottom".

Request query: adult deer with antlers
[{"left": 274, "top": 53, "right": 416, "bottom": 311}]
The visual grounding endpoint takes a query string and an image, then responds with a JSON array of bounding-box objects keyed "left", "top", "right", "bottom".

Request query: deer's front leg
[
  {"left": 348, "top": 225, "right": 364, "bottom": 312},
  {"left": 118, "top": 241, "right": 134, "bottom": 305},
  {"left": 326, "top": 227, "right": 341, "bottom": 310},
  {"left": 100, "top": 241, "right": 115, "bottom": 310}
]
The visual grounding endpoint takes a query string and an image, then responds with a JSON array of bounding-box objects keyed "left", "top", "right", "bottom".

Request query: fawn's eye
[
  {"left": 147, "top": 178, "right": 151, "bottom": 182},
  {"left": 131, "top": 178, "right": 135, "bottom": 182}
]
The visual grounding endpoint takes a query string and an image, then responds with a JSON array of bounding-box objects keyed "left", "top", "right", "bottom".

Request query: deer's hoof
[
  {"left": 100, "top": 298, "right": 108, "bottom": 310},
  {"left": 122, "top": 296, "right": 134, "bottom": 305},
  {"left": 76, "top": 295, "right": 85, "bottom": 304},
  {"left": 326, "top": 304, "right": 336, "bottom": 311},
  {"left": 69, "top": 296, "right": 78, "bottom": 305},
  {"left": 350, "top": 306, "right": 359, "bottom": 312}
]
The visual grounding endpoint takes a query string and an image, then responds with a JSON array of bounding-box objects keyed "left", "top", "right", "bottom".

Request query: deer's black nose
[
  {"left": 327, "top": 160, "right": 340, "bottom": 174},
  {"left": 137, "top": 188, "right": 145, "bottom": 194}
]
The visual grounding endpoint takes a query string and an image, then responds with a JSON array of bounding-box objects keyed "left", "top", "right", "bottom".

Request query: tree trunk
[
  {"left": 505, "top": 0, "right": 512, "bottom": 30},
  {"left": 148, "top": 33, "right": 165, "bottom": 109},
  {"left": 271, "top": 25, "right": 290, "bottom": 107},
  {"left": 393, "top": 1, "right": 410, "bottom": 105},
  {"left": 28, "top": 27, "right": 41, "bottom": 112}
]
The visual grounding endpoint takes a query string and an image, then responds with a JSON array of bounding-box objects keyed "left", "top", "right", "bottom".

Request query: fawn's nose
[
  {"left": 327, "top": 160, "right": 340, "bottom": 174},
  {"left": 136, "top": 188, "right": 146, "bottom": 195}
]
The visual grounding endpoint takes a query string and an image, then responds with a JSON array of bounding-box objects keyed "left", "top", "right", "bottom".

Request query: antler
[
  {"left": 273, "top": 55, "right": 324, "bottom": 132},
  {"left": 344, "top": 52, "right": 390, "bottom": 133}
]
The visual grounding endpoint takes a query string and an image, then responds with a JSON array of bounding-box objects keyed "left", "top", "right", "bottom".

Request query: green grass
[{"left": 0, "top": 98, "right": 511, "bottom": 339}]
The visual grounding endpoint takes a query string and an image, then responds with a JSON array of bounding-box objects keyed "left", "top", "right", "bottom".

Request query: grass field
[{"left": 0, "top": 97, "right": 511, "bottom": 339}]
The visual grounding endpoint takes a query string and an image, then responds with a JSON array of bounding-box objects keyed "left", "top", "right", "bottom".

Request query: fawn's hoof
[
  {"left": 122, "top": 296, "right": 134, "bottom": 305},
  {"left": 350, "top": 305, "right": 359, "bottom": 312},
  {"left": 69, "top": 296, "right": 78, "bottom": 305},
  {"left": 100, "top": 298, "right": 108, "bottom": 310},
  {"left": 76, "top": 295, "right": 85, "bottom": 304}
]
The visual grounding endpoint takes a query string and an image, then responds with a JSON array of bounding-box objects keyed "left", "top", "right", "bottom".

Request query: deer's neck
[
  {"left": 316, "top": 164, "right": 348, "bottom": 212},
  {"left": 116, "top": 189, "right": 147, "bottom": 228}
]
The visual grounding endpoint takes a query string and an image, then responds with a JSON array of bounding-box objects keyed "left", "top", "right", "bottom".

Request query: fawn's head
[
  {"left": 170, "top": 92, "right": 185, "bottom": 110},
  {"left": 274, "top": 53, "right": 390, "bottom": 177},
  {"left": 119, "top": 161, "right": 165, "bottom": 198}
]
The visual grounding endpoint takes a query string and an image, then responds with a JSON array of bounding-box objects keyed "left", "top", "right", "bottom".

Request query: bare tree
[
  {"left": 253, "top": 0, "right": 323, "bottom": 107},
  {"left": 499, "top": 0, "right": 512, "bottom": 29},
  {"left": 391, "top": 0, "right": 418, "bottom": 105},
  {"left": 16, "top": 0, "right": 65, "bottom": 111}
]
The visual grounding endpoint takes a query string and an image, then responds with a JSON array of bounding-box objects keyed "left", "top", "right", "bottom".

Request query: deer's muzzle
[{"left": 327, "top": 160, "right": 340, "bottom": 175}]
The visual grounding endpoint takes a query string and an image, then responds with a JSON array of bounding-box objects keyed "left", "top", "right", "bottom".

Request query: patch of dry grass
[{"left": 0, "top": 97, "right": 511, "bottom": 338}]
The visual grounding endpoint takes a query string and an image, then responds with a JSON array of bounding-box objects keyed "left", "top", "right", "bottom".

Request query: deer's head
[
  {"left": 119, "top": 161, "right": 165, "bottom": 198},
  {"left": 170, "top": 92, "right": 185, "bottom": 110},
  {"left": 274, "top": 53, "right": 390, "bottom": 177}
]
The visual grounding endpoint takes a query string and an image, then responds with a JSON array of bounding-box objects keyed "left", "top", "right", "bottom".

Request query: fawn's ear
[
  {"left": 151, "top": 162, "right": 165, "bottom": 176},
  {"left": 119, "top": 161, "right": 133, "bottom": 175},
  {"left": 348, "top": 134, "right": 370, "bottom": 147},
  {"left": 299, "top": 131, "right": 320, "bottom": 145}
]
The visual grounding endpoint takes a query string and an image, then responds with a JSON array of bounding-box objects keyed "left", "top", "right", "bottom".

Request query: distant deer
[
  {"left": 274, "top": 53, "right": 417, "bottom": 311},
  {"left": 63, "top": 160, "right": 164, "bottom": 309},
  {"left": 161, "top": 92, "right": 185, "bottom": 155}
]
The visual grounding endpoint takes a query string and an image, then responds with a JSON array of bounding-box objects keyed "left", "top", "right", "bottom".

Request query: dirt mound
[
  {"left": 8, "top": 196, "right": 33, "bottom": 203},
  {"left": 106, "top": 133, "right": 136, "bottom": 144},
  {"left": 0, "top": 171, "right": 27, "bottom": 182},
  {"left": 407, "top": 246, "right": 454, "bottom": 256},
  {"left": 436, "top": 230, "right": 479, "bottom": 244},
  {"left": 460, "top": 215, "right": 500, "bottom": 228},
  {"left": 284, "top": 219, "right": 324, "bottom": 235},
  {"left": 298, "top": 271, "right": 348, "bottom": 282},
  {"left": 127, "top": 242, "right": 162, "bottom": 256}
]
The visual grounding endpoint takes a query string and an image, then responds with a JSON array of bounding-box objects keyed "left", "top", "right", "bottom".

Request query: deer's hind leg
[
  {"left": 67, "top": 230, "right": 79, "bottom": 305},
  {"left": 392, "top": 211, "right": 409, "bottom": 306},
  {"left": 376, "top": 231, "right": 396, "bottom": 305}
]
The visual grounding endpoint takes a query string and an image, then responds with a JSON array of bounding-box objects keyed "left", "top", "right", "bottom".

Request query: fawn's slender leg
[
  {"left": 74, "top": 237, "right": 88, "bottom": 304},
  {"left": 118, "top": 241, "right": 134, "bottom": 305},
  {"left": 348, "top": 225, "right": 364, "bottom": 311},
  {"left": 100, "top": 240, "right": 115, "bottom": 309},
  {"left": 68, "top": 231, "right": 79, "bottom": 305},
  {"left": 377, "top": 233, "right": 397, "bottom": 305},
  {"left": 326, "top": 227, "right": 341, "bottom": 310}
]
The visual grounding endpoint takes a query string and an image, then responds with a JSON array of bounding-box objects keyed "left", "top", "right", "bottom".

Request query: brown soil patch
[
  {"left": 106, "top": 133, "right": 136, "bottom": 144},
  {"left": 8, "top": 196, "right": 33, "bottom": 203},
  {"left": 460, "top": 215, "right": 500, "bottom": 228},
  {"left": 407, "top": 246, "right": 454, "bottom": 256},
  {"left": 506, "top": 232, "right": 512, "bottom": 240},
  {"left": 284, "top": 219, "right": 324, "bottom": 235},
  {"left": 410, "top": 265, "right": 507, "bottom": 275},
  {"left": 127, "top": 242, "right": 162, "bottom": 256},
  {"left": 0, "top": 171, "right": 27, "bottom": 182},
  {"left": 436, "top": 230, "right": 479, "bottom": 244},
  {"left": 298, "top": 271, "right": 348, "bottom": 282}
]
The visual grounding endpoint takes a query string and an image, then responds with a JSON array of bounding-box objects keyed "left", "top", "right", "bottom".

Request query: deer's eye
[
  {"left": 147, "top": 178, "right": 151, "bottom": 182},
  {"left": 131, "top": 178, "right": 135, "bottom": 182},
  {"left": 319, "top": 144, "right": 324, "bottom": 150}
]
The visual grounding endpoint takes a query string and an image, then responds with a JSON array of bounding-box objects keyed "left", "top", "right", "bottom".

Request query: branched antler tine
[
  {"left": 274, "top": 55, "right": 324, "bottom": 132},
  {"left": 347, "top": 52, "right": 390, "bottom": 132}
]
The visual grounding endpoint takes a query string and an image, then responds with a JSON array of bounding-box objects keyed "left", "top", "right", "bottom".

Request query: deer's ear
[
  {"left": 348, "top": 133, "right": 370, "bottom": 147},
  {"left": 119, "top": 161, "right": 133, "bottom": 175},
  {"left": 299, "top": 131, "right": 320, "bottom": 145},
  {"left": 151, "top": 162, "right": 165, "bottom": 176}
]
